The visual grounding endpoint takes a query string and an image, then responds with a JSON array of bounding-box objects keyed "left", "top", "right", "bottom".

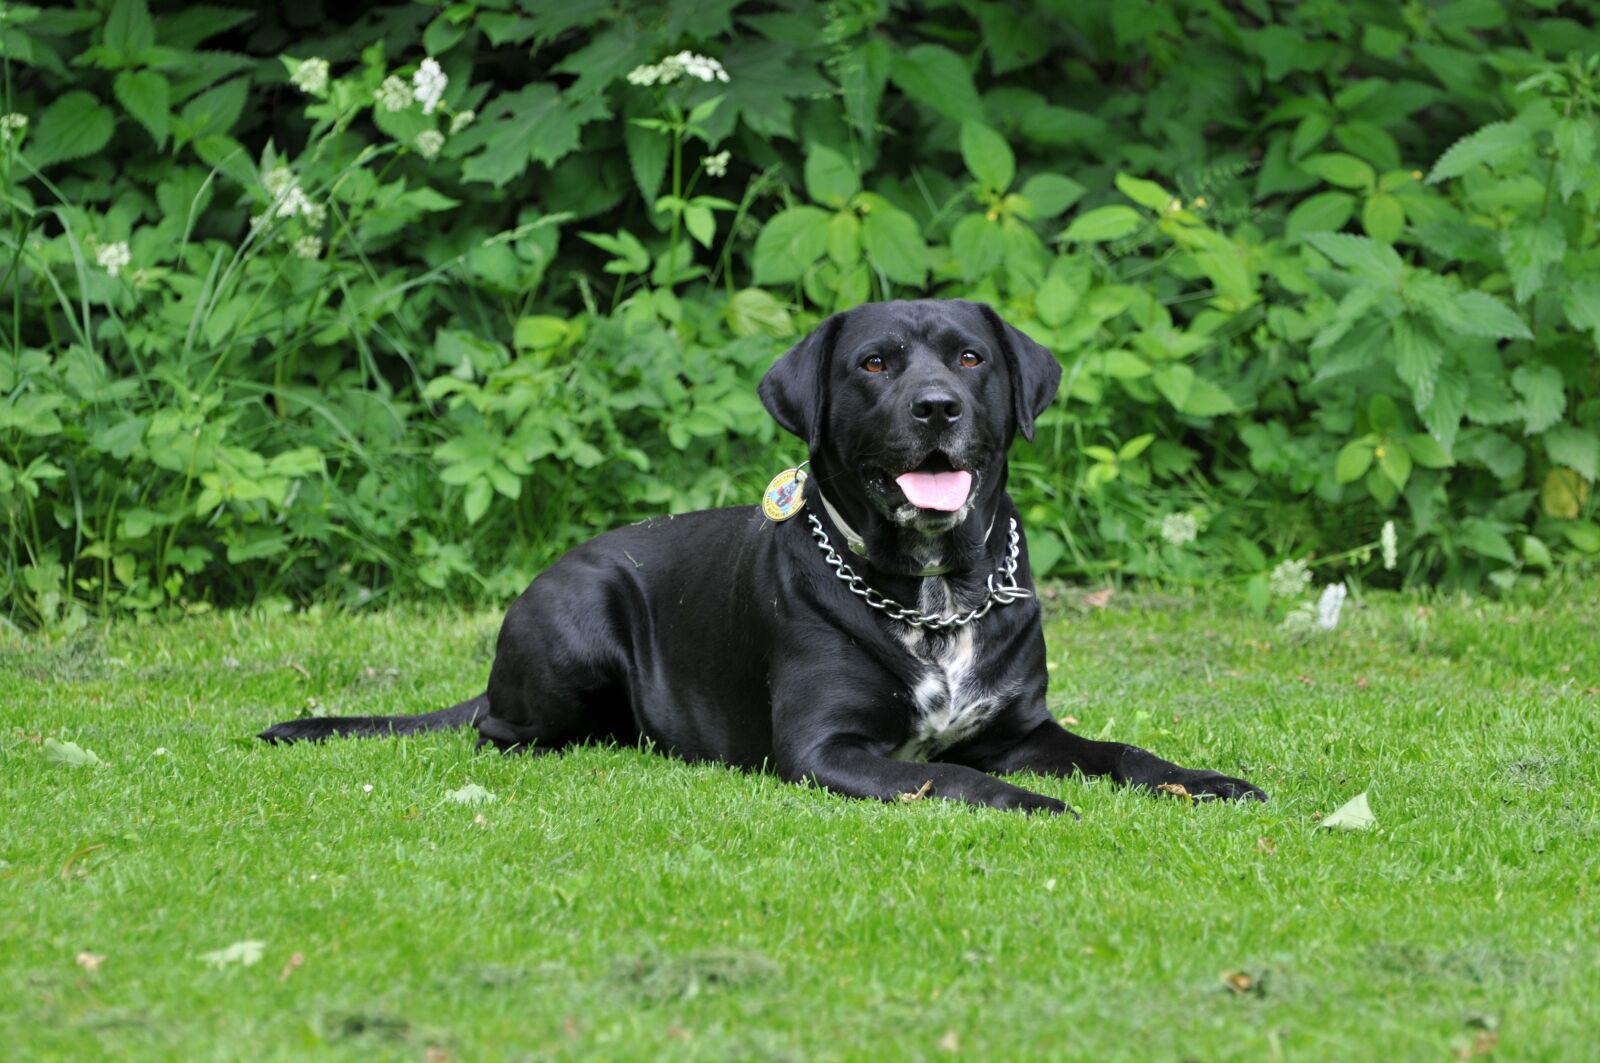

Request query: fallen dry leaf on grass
[
  {"left": 280, "top": 952, "right": 304, "bottom": 980},
  {"left": 1083, "top": 588, "right": 1114, "bottom": 609},
  {"left": 898, "top": 780, "right": 934, "bottom": 802},
  {"left": 938, "top": 1031, "right": 960, "bottom": 1052},
  {"left": 1061, "top": 715, "right": 1080, "bottom": 726},
  {"left": 1221, "top": 970, "right": 1253, "bottom": 994},
  {"left": 75, "top": 951, "right": 104, "bottom": 973}
]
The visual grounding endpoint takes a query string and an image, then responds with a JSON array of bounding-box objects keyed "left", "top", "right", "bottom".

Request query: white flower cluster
[
  {"left": 449, "top": 109, "right": 475, "bottom": 135},
  {"left": 378, "top": 75, "right": 412, "bottom": 112},
  {"left": 414, "top": 129, "right": 445, "bottom": 160},
  {"left": 413, "top": 57, "right": 447, "bottom": 115},
  {"left": 263, "top": 166, "right": 327, "bottom": 227},
  {"left": 0, "top": 112, "right": 26, "bottom": 144},
  {"left": 1380, "top": 520, "right": 1398, "bottom": 571},
  {"left": 1269, "top": 558, "right": 1310, "bottom": 598},
  {"left": 291, "top": 57, "right": 329, "bottom": 95},
  {"left": 703, "top": 150, "right": 730, "bottom": 177},
  {"left": 96, "top": 240, "right": 131, "bottom": 277},
  {"left": 294, "top": 235, "right": 323, "bottom": 260},
  {"left": 1282, "top": 582, "right": 1348, "bottom": 636},
  {"left": 626, "top": 51, "right": 730, "bottom": 86},
  {"left": 1160, "top": 512, "right": 1198, "bottom": 547}
]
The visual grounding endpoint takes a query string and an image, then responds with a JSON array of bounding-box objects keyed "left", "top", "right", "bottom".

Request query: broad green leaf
[
  {"left": 1320, "top": 791, "right": 1376, "bottom": 831},
  {"left": 1305, "top": 231, "right": 1405, "bottom": 286},
  {"left": 861, "top": 208, "right": 928, "bottom": 286},
  {"left": 1468, "top": 431, "right": 1525, "bottom": 479},
  {"left": 26, "top": 91, "right": 115, "bottom": 168},
  {"left": 1391, "top": 315, "right": 1442, "bottom": 407},
  {"left": 623, "top": 117, "right": 668, "bottom": 205},
  {"left": 752, "top": 206, "right": 831, "bottom": 285},
  {"left": 1301, "top": 152, "right": 1374, "bottom": 190},
  {"left": 1153, "top": 364, "right": 1234, "bottom": 416},
  {"left": 684, "top": 204, "right": 715, "bottom": 248},
  {"left": 1459, "top": 517, "right": 1516, "bottom": 562},
  {"left": 1544, "top": 424, "right": 1599, "bottom": 482},
  {"left": 1405, "top": 433, "right": 1454, "bottom": 469},
  {"left": 113, "top": 69, "right": 170, "bottom": 148},
  {"left": 803, "top": 145, "right": 860, "bottom": 207},
  {"left": 1522, "top": 534, "right": 1553, "bottom": 569},
  {"left": 1378, "top": 442, "right": 1412, "bottom": 489},
  {"left": 827, "top": 211, "right": 861, "bottom": 266},
  {"left": 1500, "top": 219, "right": 1566, "bottom": 304},
  {"left": 463, "top": 477, "right": 492, "bottom": 524},
  {"left": 1035, "top": 274, "right": 1080, "bottom": 327},
  {"left": 1554, "top": 115, "right": 1596, "bottom": 202},
  {"left": 1426, "top": 121, "right": 1532, "bottom": 183},
  {"left": 458, "top": 83, "right": 609, "bottom": 186},
  {"left": 1335, "top": 440, "right": 1374, "bottom": 483},
  {"left": 179, "top": 78, "right": 248, "bottom": 141},
  {"left": 1511, "top": 364, "right": 1565, "bottom": 435},
  {"left": 888, "top": 44, "right": 982, "bottom": 123},
  {"left": 1286, "top": 191, "right": 1355, "bottom": 241},
  {"left": 960, "top": 121, "right": 1015, "bottom": 192},
  {"left": 1113, "top": 171, "right": 1171, "bottom": 212},
  {"left": 1026, "top": 528, "right": 1064, "bottom": 578},
  {"left": 1101, "top": 349, "right": 1151, "bottom": 379},
  {"left": 1448, "top": 291, "right": 1532, "bottom": 340},
  {"left": 726, "top": 288, "right": 795, "bottom": 339},
  {"left": 1019, "top": 173, "right": 1085, "bottom": 218},
  {"left": 1562, "top": 277, "right": 1600, "bottom": 342},
  {"left": 950, "top": 213, "right": 1004, "bottom": 280},
  {"left": 513, "top": 316, "right": 568, "bottom": 350},
  {"left": 105, "top": 0, "right": 156, "bottom": 63},
  {"left": 1542, "top": 469, "right": 1588, "bottom": 521},
  {"left": 1061, "top": 205, "right": 1142, "bottom": 243},
  {"left": 1361, "top": 193, "right": 1404, "bottom": 242},
  {"left": 45, "top": 738, "right": 104, "bottom": 767}
]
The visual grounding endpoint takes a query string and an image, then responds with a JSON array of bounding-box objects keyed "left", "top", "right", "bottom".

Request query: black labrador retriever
[{"left": 262, "top": 299, "right": 1266, "bottom": 812}]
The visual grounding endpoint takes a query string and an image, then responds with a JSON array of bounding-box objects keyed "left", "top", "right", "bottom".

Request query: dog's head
[{"left": 760, "top": 299, "right": 1060, "bottom": 541}]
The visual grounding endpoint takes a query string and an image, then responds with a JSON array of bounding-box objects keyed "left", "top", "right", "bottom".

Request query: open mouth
[{"left": 886, "top": 451, "right": 974, "bottom": 513}]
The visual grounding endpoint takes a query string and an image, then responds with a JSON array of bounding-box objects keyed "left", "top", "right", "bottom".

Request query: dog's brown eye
[
  {"left": 862, "top": 355, "right": 886, "bottom": 373},
  {"left": 959, "top": 350, "right": 983, "bottom": 368}
]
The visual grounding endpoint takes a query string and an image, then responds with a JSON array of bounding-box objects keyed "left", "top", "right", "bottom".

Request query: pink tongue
[{"left": 895, "top": 470, "right": 973, "bottom": 512}]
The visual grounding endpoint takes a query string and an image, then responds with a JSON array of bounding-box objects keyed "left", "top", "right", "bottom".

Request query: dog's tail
[{"left": 258, "top": 693, "right": 489, "bottom": 744}]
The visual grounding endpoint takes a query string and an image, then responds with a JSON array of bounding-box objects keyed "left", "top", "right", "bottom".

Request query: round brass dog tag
[{"left": 761, "top": 467, "right": 808, "bottom": 522}]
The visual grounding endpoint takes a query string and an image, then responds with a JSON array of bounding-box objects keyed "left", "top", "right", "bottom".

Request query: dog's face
[{"left": 760, "top": 300, "right": 1062, "bottom": 533}]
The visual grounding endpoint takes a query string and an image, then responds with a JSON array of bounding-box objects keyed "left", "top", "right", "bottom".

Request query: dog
[{"left": 262, "top": 299, "right": 1266, "bottom": 812}]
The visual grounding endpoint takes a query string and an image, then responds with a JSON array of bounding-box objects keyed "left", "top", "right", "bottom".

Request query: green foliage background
[{"left": 3, "top": 0, "right": 1599, "bottom": 628}]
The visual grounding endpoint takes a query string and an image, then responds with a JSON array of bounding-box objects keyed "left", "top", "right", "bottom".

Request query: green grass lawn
[{"left": 3, "top": 584, "right": 1596, "bottom": 1061}]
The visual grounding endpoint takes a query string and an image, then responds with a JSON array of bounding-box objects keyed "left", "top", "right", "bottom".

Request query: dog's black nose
[{"left": 911, "top": 390, "right": 962, "bottom": 428}]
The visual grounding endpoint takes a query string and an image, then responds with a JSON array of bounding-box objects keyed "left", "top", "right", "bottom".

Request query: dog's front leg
[
  {"left": 976, "top": 719, "right": 1268, "bottom": 802},
  {"left": 781, "top": 739, "right": 1071, "bottom": 814}
]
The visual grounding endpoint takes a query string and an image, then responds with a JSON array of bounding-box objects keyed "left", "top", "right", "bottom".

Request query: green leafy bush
[{"left": 2, "top": 0, "right": 1598, "bottom": 629}]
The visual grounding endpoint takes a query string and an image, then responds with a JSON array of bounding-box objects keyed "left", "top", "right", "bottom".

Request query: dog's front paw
[{"left": 1168, "top": 769, "right": 1268, "bottom": 803}]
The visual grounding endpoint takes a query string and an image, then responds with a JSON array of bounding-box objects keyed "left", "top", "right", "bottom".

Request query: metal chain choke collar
[{"left": 806, "top": 511, "right": 1032, "bottom": 631}]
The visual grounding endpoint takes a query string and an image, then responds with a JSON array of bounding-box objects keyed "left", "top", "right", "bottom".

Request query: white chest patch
[{"left": 888, "top": 574, "right": 1007, "bottom": 761}]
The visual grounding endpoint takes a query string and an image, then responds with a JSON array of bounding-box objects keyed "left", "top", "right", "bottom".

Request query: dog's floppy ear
[
  {"left": 759, "top": 313, "right": 841, "bottom": 448},
  {"left": 976, "top": 303, "right": 1062, "bottom": 442}
]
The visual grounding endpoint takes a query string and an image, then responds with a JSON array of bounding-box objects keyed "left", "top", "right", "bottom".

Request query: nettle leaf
[
  {"left": 113, "top": 69, "right": 170, "bottom": 148},
  {"left": 1553, "top": 115, "right": 1596, "bottom": 203},
  {"left": 1061, "top": 205, "right": 1142, "bottom": 242},
  {"left": 623, "top": 114, "right": 668, "bottom": 205},
  {"left": 105, "top": 0, "right": 156, "bottom": 64},
  {"left": 1426, "top": 120, "right": 1531, "bottom": 183},
  {"left": 1511, "top": 364, "right": 1565, "bottom": 435},
  {"left": 861, "top": 207, "right": 928, "bottom": 287},
  {"left": 752, "top": 206, "right": 830, "bottom": 285},
  {"left": 1563, "top": 277, "right": 1600, "bottom": 343},
  {"left": 26, "top": 91, "right": 115, "bottom": 168},
  {"left": 959, "top": 121, "right": 1015, "bottom": 192},
  {"left": 1500, "top": 219, "right": 1566, "bottom": 304},
  {"left": 1153, "top": 364, "right": 1234, "bottom": 416},
  {"left": 1391, "top": 315, "right": 1443, "bottom": 407},
  {"left": 1448, "top": 291, "right": 1532, "bottom": 340},
  {"left": 1305, "top": 231, "right": 1404, "bottom": 286},
  {"left": 1286, "top": 191, "right": 1355, "bottom": 241},
  {"left": 803, "top": 145, "right": 860, "bottom": 207},
  {"left": 458, "top": 84, "right": 610, "bottom": 186},
  {"left": 1018, "top": 173, "right": 1085, "bottom": 219},
  {"left": 1459, "top": 517, "right": 1516, "bottom": 563},
  {"left": 1406, "top": 432, "right": 1454, "bottom": 469},
  {"left": 1544, "top": 424, "right": 1599, "bottom": 481},
  {"left": 888, "top": 43, "right": 982, "bottom": 123}
]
